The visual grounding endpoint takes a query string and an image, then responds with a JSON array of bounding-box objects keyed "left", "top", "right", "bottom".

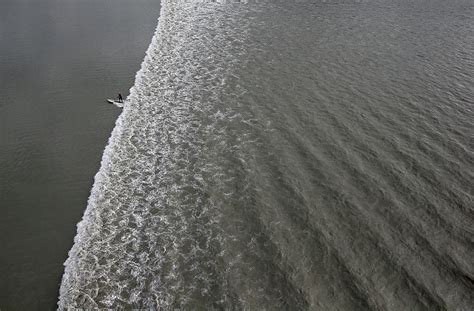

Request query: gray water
[
  {"left": 0, "top": 0, "right": 160, "bottom": 309},
  {"left": 58, "top": 0, "right": 473, "bottom": 309}
]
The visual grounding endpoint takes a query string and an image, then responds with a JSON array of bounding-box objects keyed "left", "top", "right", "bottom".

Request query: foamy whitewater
[{"left": 58, "top": 0, "right": 473, "bottom": 309}]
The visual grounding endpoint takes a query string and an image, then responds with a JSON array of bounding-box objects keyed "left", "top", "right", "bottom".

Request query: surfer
[{"left": 118, "top": 93, "right": 123, "bottom": 103}]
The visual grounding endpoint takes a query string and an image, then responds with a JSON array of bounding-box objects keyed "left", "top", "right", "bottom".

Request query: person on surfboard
[{"left": 118, "top": 93, "right": 123, "bottom": 103}]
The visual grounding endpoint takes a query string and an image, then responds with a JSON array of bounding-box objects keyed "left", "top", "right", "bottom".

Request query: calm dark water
[
  {"left": 58, "top": 0, "right": 473, "bottom": 309},
  {"left": 0, "top": 0, "right": 160, "bottom": 309}
]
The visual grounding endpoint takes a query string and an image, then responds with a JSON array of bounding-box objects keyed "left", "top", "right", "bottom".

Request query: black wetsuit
[{"left": 118, "top": 93, "right": 123, "bottom": 103}]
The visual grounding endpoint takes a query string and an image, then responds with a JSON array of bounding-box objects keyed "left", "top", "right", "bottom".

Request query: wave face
[{"left": 59, "top": 0, "right": 474, "bottom": 309}]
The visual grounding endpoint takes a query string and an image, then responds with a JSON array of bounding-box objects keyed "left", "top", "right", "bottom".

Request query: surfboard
[{"left": 106, "top": 99, "right": 124, "bottom": 108}]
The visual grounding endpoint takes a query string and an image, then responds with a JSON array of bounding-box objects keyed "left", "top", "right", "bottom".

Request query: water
[
  {"left": 57, "top": 0, "right": 473, "bottom": 309},
  {"left": 0, "top": 0, "right": 160, "bottom": 309}
]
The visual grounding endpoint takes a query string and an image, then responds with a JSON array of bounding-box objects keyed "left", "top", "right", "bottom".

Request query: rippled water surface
[{"left": 59, "top": 0, "right": 473, "bottom": 309}]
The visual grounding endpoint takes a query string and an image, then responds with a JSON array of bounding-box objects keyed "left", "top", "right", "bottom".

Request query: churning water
[{"left": 58, "top": 0, "right": 473, "bottom": 309}]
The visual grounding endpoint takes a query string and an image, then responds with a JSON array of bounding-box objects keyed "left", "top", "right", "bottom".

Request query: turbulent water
[{"left": 58, "top": 0, "right": 473, "bottom": 309}]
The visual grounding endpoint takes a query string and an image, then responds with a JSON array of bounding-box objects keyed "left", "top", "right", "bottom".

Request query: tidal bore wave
[{"left": 59, "top": 0, "right": 473, "bottom": 309}]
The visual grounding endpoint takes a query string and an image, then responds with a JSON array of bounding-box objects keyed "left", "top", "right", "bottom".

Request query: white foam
[{"left": 58, "top": 1, "right": 257, "bottom": 308}]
